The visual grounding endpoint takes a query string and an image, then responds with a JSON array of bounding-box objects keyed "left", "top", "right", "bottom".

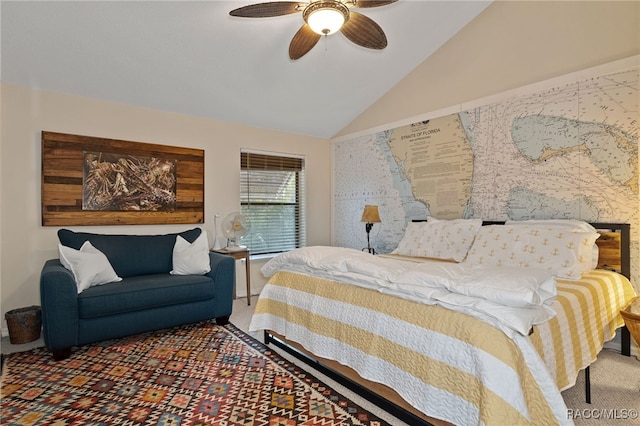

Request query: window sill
[{"left": 249, "top": 253, "right": 279, "bottom": 262}]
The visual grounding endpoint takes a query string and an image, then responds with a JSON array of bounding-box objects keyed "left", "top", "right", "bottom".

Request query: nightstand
[{"left": 211, "top": 248, "right": 252, "bottom": 305}]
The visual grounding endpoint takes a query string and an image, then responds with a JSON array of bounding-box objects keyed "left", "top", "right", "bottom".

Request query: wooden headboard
[
  {"left": 414, "top": 220, "right": 631, "bottom": 279},
  {"left": 591, "top": 223, "right": 630, "bottom": 278}
]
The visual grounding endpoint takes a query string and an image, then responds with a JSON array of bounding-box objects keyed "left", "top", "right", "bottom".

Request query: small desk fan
[{"left": 221, "top": 212, "right": 251, "bottom": 251}]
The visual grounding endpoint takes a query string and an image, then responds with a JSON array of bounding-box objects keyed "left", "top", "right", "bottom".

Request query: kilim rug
[{"left": 1, "top": 321, "right": 390, "bottom": 426}]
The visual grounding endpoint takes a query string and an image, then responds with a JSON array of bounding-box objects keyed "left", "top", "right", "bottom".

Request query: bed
[{"left": 249, "top": 220, "right": 637, "bottom": 426}]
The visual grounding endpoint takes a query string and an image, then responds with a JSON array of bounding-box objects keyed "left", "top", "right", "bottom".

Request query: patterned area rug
[{"left": 1, "top": 321, "right": 389, "bottom": 425}]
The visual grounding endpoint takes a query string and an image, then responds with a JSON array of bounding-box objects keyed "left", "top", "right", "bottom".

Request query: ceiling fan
[{"left": 229, "top": 1, "right": 398, "bottom": 60}]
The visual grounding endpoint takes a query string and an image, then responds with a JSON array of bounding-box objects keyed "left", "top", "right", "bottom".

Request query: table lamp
[{"left": 361, "top": 205, "right": 381, "bottom": 254}]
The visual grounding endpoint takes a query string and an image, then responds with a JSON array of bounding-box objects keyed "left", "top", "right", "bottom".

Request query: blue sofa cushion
[
  {"left": 77, "top": 274, "right": 215, "bottom": 318},
  {"left": 58, "top": 228, "right": 201, "bottom": 278}
]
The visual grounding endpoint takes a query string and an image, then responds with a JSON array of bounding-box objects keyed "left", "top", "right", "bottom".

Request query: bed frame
[
  {"left": 594, "top": 224, "right": 632, "bottom": 353},
  {"left": 264, "top": 222, "right": 632, "bottom": 426}
]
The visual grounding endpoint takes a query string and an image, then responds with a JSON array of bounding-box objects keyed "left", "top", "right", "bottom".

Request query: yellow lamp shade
[{"left": 361, "top": 205, "right": 381, "bottom": 223}]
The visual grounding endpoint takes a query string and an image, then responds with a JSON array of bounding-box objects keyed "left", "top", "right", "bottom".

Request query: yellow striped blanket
[
  {"left": 530, "top": 270, "right": 636, "bottom": 391},
  {"left": 250, "top": 269, "right": 635, "bottom": 426}
]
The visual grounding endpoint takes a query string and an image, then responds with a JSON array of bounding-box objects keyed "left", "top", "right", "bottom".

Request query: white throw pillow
[
  {"left": 170, "top": 232, "right": 211, "bottom": 275},
  {"left": 58, "top": 241, "right": 122, "bottom": 294}
]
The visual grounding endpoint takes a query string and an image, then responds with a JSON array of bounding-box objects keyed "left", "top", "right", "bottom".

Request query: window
[{"left": 240, "top": 151, "right": 306, "bottom": 255}]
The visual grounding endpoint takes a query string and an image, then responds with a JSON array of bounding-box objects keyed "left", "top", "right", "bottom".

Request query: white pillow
[
  {"left": 464, "top": 225, "right": 599, "bottom": 279},
  {"left": 58, "top": 241, "right": 122, "bottom": 294},
  {"left": 392, "top": 218, "right": 482, "bottom": 262},
  {"left": 170, "top": 232, "right": 211, "bottom": 275},
  {"left": 506, "top": 219, "right": 599, "bottom": 268},
  {"left": 505, "top": 219, "right": 596, "bottom": 232},
  {"left": 392, "top": 222, "right": 428, "bottom": 257},
  {"left": 420, "top": 218, "right": 483, "bottom": 262}
]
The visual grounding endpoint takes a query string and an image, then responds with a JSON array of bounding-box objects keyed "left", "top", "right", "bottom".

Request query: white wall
[{"left": 0, "top": 84, "right": 331, "bottom": 334}]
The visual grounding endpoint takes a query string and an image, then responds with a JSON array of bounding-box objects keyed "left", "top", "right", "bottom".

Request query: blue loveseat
[{"left": 40, "top": 228, "right": 234, "bottom": 360}]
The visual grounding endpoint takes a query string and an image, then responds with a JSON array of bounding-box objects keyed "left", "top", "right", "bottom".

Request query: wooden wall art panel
[{"left": 42, "top": 131, "right": 204, "bottom": 226}]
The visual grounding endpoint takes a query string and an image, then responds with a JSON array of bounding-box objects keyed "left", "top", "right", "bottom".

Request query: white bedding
[{"left": 261, "top": 246, "right": 557, "bottom": 336}]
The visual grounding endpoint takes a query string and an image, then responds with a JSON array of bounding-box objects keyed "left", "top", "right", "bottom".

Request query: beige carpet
[{"left": 561, "top": 348, "right": 640, "bottom": 425}]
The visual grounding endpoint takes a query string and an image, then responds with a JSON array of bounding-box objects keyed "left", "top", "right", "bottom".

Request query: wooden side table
[{"left": 211, "top": 248, "right": 252, "bottom": 305}]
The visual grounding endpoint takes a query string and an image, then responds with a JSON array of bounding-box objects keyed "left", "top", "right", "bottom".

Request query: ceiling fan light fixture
[{"left": 303, "top": 1, "right": 350, "bottom": 36}]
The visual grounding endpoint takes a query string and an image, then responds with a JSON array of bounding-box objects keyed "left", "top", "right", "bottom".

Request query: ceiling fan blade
[
  {"left": 229, "top": 2, "right": 304, "bottom": 18},
  {"left": 351, "top": 0, "right": 398, "bottom": 8},
  {"left": 340, "top": 11, "right": 387, "bottom": 50},
  {"left": 289, "top": 24, "right": 321, "bottom": 60}
]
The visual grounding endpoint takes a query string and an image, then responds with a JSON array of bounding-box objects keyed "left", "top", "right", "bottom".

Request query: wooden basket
[
  {"left": 620, "top": 296, "right": 640, "bottom": 347},
  {"left": 5, "top": 305, "right": 42, "bottom": 344}
]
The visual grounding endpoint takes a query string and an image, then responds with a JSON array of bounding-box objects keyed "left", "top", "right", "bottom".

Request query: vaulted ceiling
[{"left": 1, "top": 1, "right": 491, "bottom": 138}]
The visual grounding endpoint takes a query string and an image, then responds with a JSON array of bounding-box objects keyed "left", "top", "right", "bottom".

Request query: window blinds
[{"left": 240, "top": 151, "right": 306, "bottom": 255}]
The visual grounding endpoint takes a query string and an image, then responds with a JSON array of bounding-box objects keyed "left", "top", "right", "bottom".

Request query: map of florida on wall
[{"left": 333, "top": 64, "right": 638, "bottom": 287}]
